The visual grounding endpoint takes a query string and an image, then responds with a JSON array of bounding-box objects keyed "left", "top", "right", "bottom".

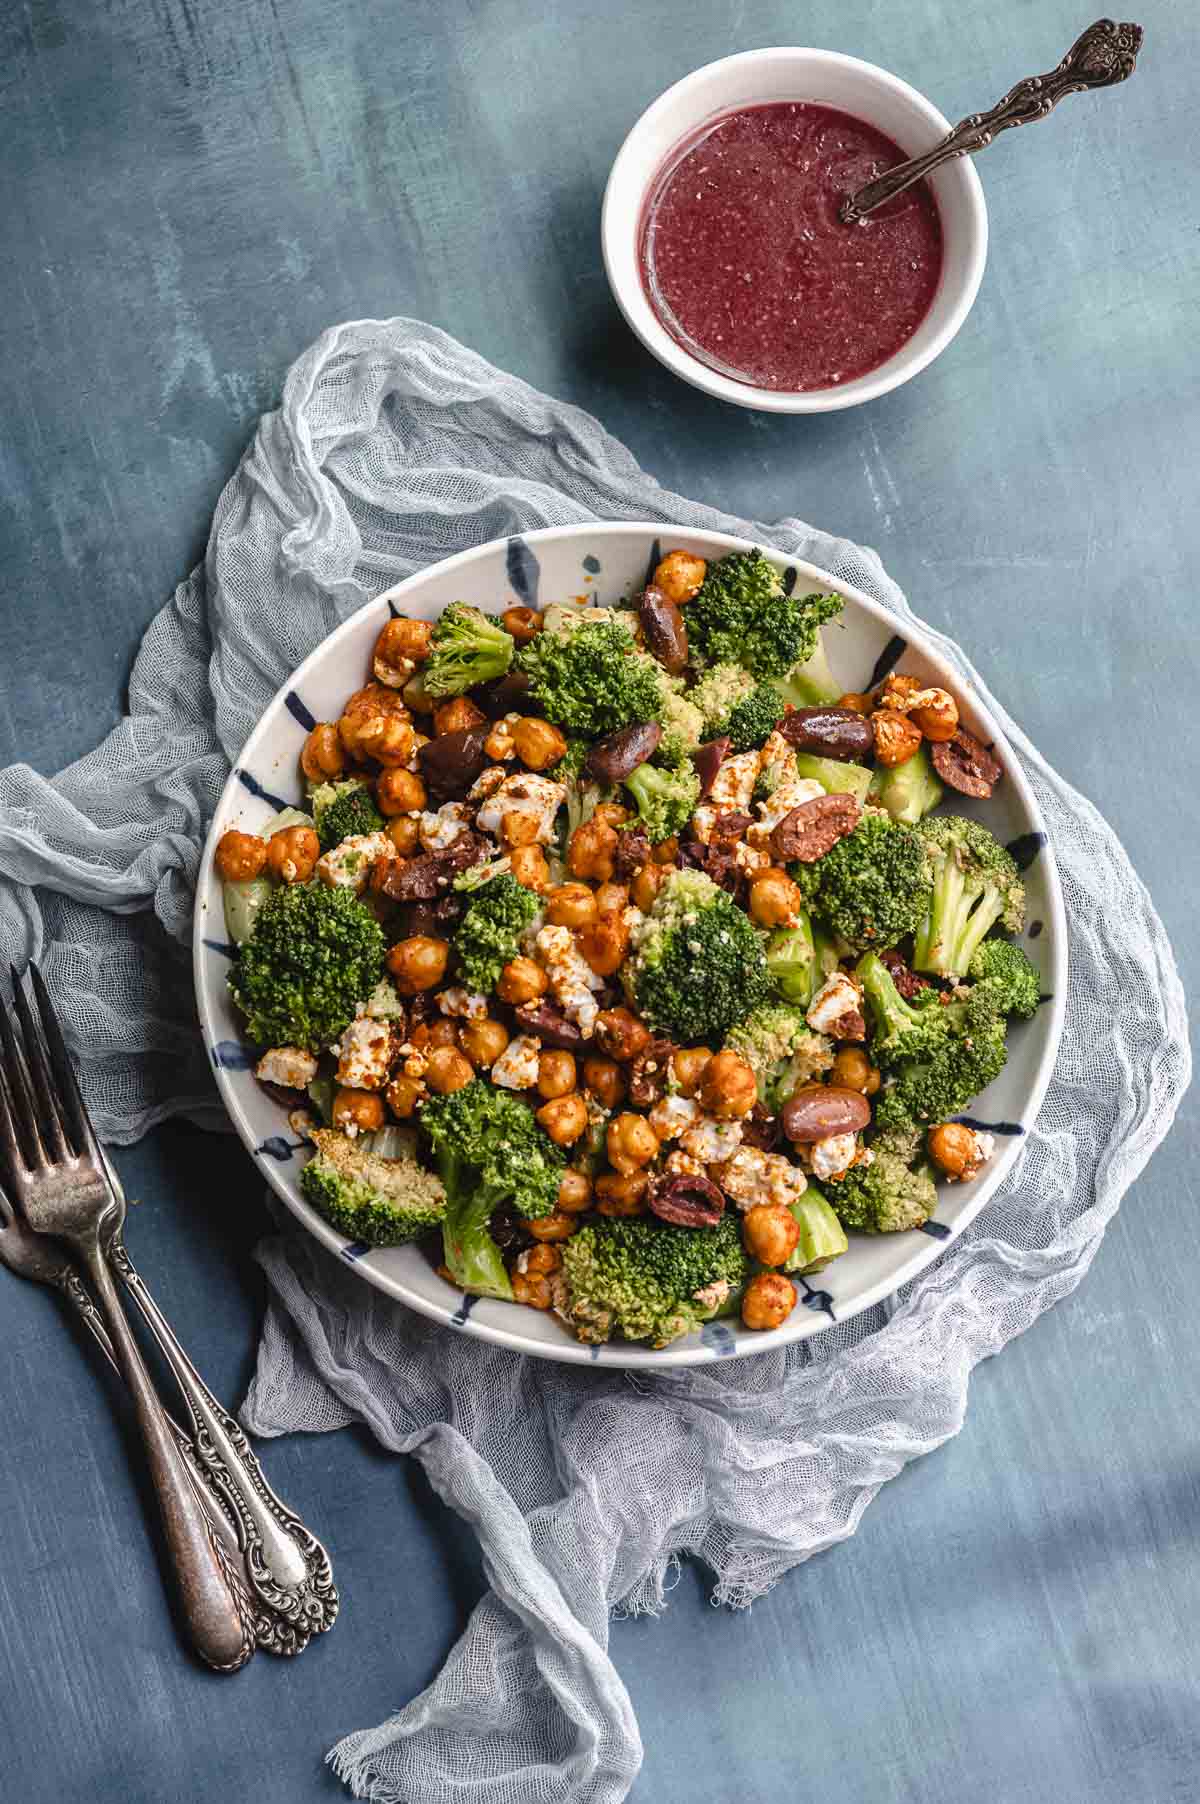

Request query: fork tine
[
  {"left": 10, "top": 968, "right": 71, "bottom": 1163},
  {"left": 0, "top": 989, "right": 44, "bottom": 1169},
  {"left": 28, "top": 963, "right": 95, "bottom": 1158},
  {"left": 0, "top": 1063, "right": 26, "bottom": 1179}
]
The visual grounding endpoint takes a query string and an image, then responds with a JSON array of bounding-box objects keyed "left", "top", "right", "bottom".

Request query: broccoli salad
[{"left": 217, "top": 546, "right": 1043, "bottom": 1349}]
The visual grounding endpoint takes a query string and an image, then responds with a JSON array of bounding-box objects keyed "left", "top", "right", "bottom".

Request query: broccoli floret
[
  {"left": 517, "top": 619, "right": 663, "bottom": 736},
  {"left": 689, "top": 663, "right": 784, "bottom": 750},
  {"left": 765, "top": 917, "right": 818, "bottom": 1006},
  {"left": 913, "top": 817, "right": 1025, "bottom": 979},
  {"left": 630, "top": 868, "right": 770, "bottom": 1043},
  {"left": 299, "top": 1127, "right": 446, "bottom": 1245},
  {"left": 559, "top": 1210, "right": 749, "bottom": 1347},
  {"left": 656, "top": 680, "right": 705, "bottom": 760},
  {"left": 623, "top": 755, "right": 701, "bottom": 844},
  {"left": 858, "top": 949, "right": 1010, "bottom": 1131},
  {"left": 726, "top": 1002, "right": 833, "bottom": 1110},
  {"left": 797, "top": 811, "right": 931, "bottom": 953},
  {"left": 857, "top": 951, "right": 954, "bottom": 1066},
  {"left": 423, "top": 604, "right": 514, "bottom": 697},
  {"left": 229, "top": 882, "right": 384, "bottom": 1052},
  {"left": 869, "top": 743, "right": 944, "bottom": 824},
  {"left": 968, "top": 939, "right": 1041, "bottom": 1020},
  {"left": 828, "top": 1140, "right": 937, "bottom": 1234},
  {"left": 784, "top": 1189, "right": 849, "bottom": 1272},
  {"left": 420, "top": 1081, "right": 564, "bottom": 1299},
  {"left": 549, "top": 737, "right": 591, "bottom": 782},
  {"left": 687, "top": 551, "right": 844, "bottom": 680},
  {"left": 313, "top": 780, "right": 384, "bottom": 853},
  {"left": 452, "top": 873, "right": 540, "bottom": 995}
]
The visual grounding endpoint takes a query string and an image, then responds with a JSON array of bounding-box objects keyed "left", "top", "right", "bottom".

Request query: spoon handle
[{"left": 840, "top": 18, "right": 1143, "bottom": 224}]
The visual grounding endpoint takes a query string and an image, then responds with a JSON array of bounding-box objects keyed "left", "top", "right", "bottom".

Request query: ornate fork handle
[
  {"left": 840, "top": 19, "right": 1143, "bottom": 223},
  {"left": 107, "top": 1231, "right": 338, "bottom": 1640}
]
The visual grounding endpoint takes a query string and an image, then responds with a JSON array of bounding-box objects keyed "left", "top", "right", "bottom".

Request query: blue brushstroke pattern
[
  {"left": 506, "top": 536, "right": 540, "bottom": 605},
  {"left": 919, "top": 1220, "right": 952, "bottom": 1240},
  {"left": 797, "top": 1276, "right": 836, "bottom": 1320},
  {"left": 588, "top": 1345, "right": 600, "bottom": 1361},
  {"left": 642, "top": 537, "right": 663, "bottom": 589},
  {"left": 868, "top": 635, "right": 908, "bottom": 689},
  {"left": 452, "top": 1293, "right": 480, "bottom": 1326},
  {"left": 340, "top": 1241, "right": 371, "bottom": 1264},
  {"left": 256, "top": 1135, "right": 306, "bottom": 1162},
  {"left": 1029, "top": 920, "right": 1044, "bottom": 939},
  {"left": 285, "top": 690, "right": 316, "bottom": 732},
  {"left": 202, "top": 937, "right": 237, "bottom": 960},
  {"left": 582, "top": 554, "right": 601, "bottom": 574},
  {"left": 953, "top": 1116, "right": 1026, "bottom": 1136},
  {"left": 781, "top": 565, "right": 798, "bottom": 595},
  {"left": 388, "top": 598, "right": 401, "bottom": 618},
  {"left": 700, "top": 1320, "right": 737, "bottom": 1357},
  {"left": 211, "top": 1040, "right": 253, "bottom": 1070},
  {"left": 235, "top": 768, "right": 291, "bottom": 812},
  {"left": 1005, "top": 831, "right": 1047, "bottom": 872}
]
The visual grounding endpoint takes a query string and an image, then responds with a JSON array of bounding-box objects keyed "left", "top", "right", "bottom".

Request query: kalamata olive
[
  {"left": 586, "top": 721, "right": 662, "bottom": 785},
  {"left": 779, "top": 708, "right": 874, "bottom": 762},
  {"left": 378, "top": 835, "right": 486, "bottom": 901},
  {"left": 475, "top": 671, "right": 532, "bottom": 719},
  {"left": 418, "top": 726, "right": 488, "bottom": 800},
  {"left": 770, "top": 793, "right": 861, "bottom": 863},
  {"left": 781, "top": 1085, "right": 872, "bottom": 1144},
  {"left": 612, "top": 827, "right": 652, "bottom": 879},
  {"left": 649, "top": 1172, "right": 725, "bottom": 1228},
  {"left": 692, "top": 736, "right": 730, "bottom": 799},
  {"left": 395, "top": 898, "right": 460, "bottom": 938},
  {"left": 930, "top": 729, "right": 1003, "bottom": 798},
  {"left": 513, "top": 1003, "right": 586, "bottom": 1050},
  {"left": 638, "top": 584, "right": 689, "bottom": 674},
  {"left": 740, "top": 1104, "right": 783, "bottom": 1152}
]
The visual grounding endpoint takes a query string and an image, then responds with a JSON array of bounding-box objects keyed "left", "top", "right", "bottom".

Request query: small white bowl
[{"left": 602, "top": 48, "right": 988, "bottom": 413}]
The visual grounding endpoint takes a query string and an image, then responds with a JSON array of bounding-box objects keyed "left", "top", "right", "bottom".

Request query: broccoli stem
[
  {"left": 770, "top": 635, "right": 842, "bottom": 708},
  {"left": 784, "top": 1193, "right": 849, "bottom": 1272},
  {"left": 914, "top": 860, "right": 1009, "bottom": 978},
  {"left": 435, "top": 1152, "right": 513, "bottom": 1301}
]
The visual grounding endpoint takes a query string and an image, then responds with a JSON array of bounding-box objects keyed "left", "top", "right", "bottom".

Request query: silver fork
[{"left": 0, "top": 969, "right": 258, "bottom": 1672}]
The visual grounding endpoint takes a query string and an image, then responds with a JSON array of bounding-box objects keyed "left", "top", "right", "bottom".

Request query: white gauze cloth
[{"left": 0, "top": 320, "right": 1188, "bottom": 1804}]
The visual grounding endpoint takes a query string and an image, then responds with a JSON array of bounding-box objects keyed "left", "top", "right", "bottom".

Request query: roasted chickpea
[
  {"left": 402, "top": 669, "right": 436, "bottom": 715},
  {"left": 630, "top": 862, "right": 665, "bottom": 911},
  {"left": 547, "top": 882, "right": 598, "bottom": 929},
  {"left": 527, "top": 1208, "right": 580, "bottom": 1242},
  {"left": 742, "top": 1203, "right": 802, "bottom": 1268},
  {"left": 749, "top": 870, "right": 803, "bottom": 929},
  {"left": 595, "top": 1172, "right": 650, "bottom": 1216},
  {"left": 424, "top": 1018, "right": 461, "bottom": 1049},
  {"left": 837, "top": 692, "right": 875, "bottom": 715},
  {"left": 909, "top": 688, "right": 960, "bottom": 743},
  {"left": 651, "top": 836, "right": 680, "bottom": 866},
  {"left": 332, "top": 1088, "right": 386, "bottom": 1134},
  {"left": 215, "top": 829, "right": 267, "bottom": 883},
  {"left": 593, "top": 801, "right": 630, "bottom": 829},
  {"left": 386, "top": 935, "right": 450, "bottom": 994},
  {"left": 606, "top": 1112, "right": 659, "bottom": 1174},
  {"left": 501, "top": 606, "right": 543, "bottom": 644},
  {"left": 459, "top": 1018, "right": 509, "bottom": 1069},
  {"left": 523, "top": 1243, "right": 563, "bottom": 1275},
  {"left": 509, "top": 845, "right": 550, "bottom": 892},
  {"left": 671, "top": 1046, "right": 713, "bottom": 1096},
  {"left": 927, "top": 1122, "right": 983, "bottom": 1181},
  {"left": 357, "top": 714, "right": 417, "bottom": 769},
  {"left": 385, "top": 815, "right": 421, "bottom": 856},
  {"left": 594, "top": 1007, "right": 650, "bottom": 1063},
  {"left": 376, "top": 768, "right": 427, "bottom": 816},
  {"left": 568, "top": 817, "right": 618, "bottom": 882},
  {"left": 870, "top": 708, "right": 923, "bottom": 768},
  {"left": 654, "top": 549, "right": 707, "bottom": 605},
  {"left": 556, "top": 1169, "right": 593, "bottom": 1214},
  {"left": 875, "top": 671, "right": 924, "bottom": 712},
  {"left": 374, "top": 617, "right": 432, "bottom": 686},
  {"left": 300, "top": 722, "right": 346, "bottom": 783},
  {"left": 831, "top": 1046, "right": 881, "bottom": 1096},
  {"left": 484, "top": 718, "right": 517, "bottom": 761},
  {"left": 593, "top": 881, "right": 629, "bottom": 915},
  {"left": 741, "top": 1272, "right": 797, "bottom": 1331},
  {"left": 511, "top": 1271, "right": 553, "bottom": 1309},
  {"left": 536, "top": 1093, "right": 589, "bottom": 1146},
  {"left": 385, "top": 1073, "right": 423, "bottom": 1119},
  {"left": 496, "top": 957, "right": 547, "bottom": 1006},
  {"left": 264, "top": 824, "right": 320, "bottom": 884},
  {"left": 511, "top": 717, "right": 568, "bottom": 772},
  {"left": 339, "top": 680, "right": 409, "bottom": 742},
  {"left": 583, "top": 1055, "right": 626, "bottom": 1111},
  {"left": 578, "top": 910, "right": 629, "bottom": 978},
  {"left": 424, "top": 1046, "right": 474, "bottom": 1096},
  {"left": 537, "top": 1050, "right": 577, "bottom": 1100},
  {"left": 698, "top": 1049, "right": 758, "bottom": 1120},
  {"left": 433, "top": 696, "right": 487, "bottom": 737},
  {"left": 499, "top": 810, "right": 542, "bottom": 848}
]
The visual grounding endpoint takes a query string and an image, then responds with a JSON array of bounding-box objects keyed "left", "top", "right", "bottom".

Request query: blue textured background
[{"left": 1, "top": 3, "right": 1197, "bottom": 1800}]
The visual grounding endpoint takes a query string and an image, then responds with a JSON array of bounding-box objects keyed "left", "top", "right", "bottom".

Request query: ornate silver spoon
[{"left": 840, "top": 19, "right": 1143, "bottom": 224}]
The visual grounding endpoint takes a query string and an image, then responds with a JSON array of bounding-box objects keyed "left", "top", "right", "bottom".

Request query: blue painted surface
[{"left": 0, "top": 4, "right": 1197, "bottom": 1802}]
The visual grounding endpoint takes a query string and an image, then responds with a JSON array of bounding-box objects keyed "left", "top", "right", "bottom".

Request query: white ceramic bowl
[
  {"left": 194, "top": 523, "right": 1064, "bottom": 1367},
  {"left": 602, "top": 48, "right": 988, "bottom": 413}
]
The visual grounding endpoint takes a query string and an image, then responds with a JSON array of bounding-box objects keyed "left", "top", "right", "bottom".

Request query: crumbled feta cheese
[
  {"left": 806, "top": 970, "right": 866, "bottom": 1038},
  {"left": 469, "top": 766, "right": 510, "bottom": 803},
  {"left": 255, "top": 1046, "right": 318, "bottom": 1090},
  {"left": 334, "top": 1016, "right": 398, "bottom": 1091},
  {"left": 437, "top": 987, "right": 489, "bottom": 1020},
  {"left": 680, "top": 1115, "right": 744, "bottom": 1167},
  {"left": 534, "top": 924, "right": 604, "bottom": 1037},
  {"left": 475, "top": 773, "right": 566, "bottom": 845},
  {"left": 692, "top": 1278, "right": 731, "bottom": 1313},
  {"left": 288, "top": 1107, "right": 319, "bottom": 1141},
  {"left": 663, "top": 1148, "right": 705, "bottom": 1179},
  {"left": 315, "top": 830, "right": 391, "bottom": 892},
  {"left": 419, "top": 802, "right": 471, "bottom": 851},
  {"left": 734, "top": 840, "right": 771, "bottom": 878},
  {"left": 717, "top": 1146, "right": 808, "bottom": 1212},
  {"left": 490, "top": 1032, "right": 542, "bottom": 1091},
  {"left": 648, "top": 1093, "right": 701, "bottom": 1142},
  {"left": 809, "top": 1131, "right": 859, "bottom": 1182},
  {"left": 748, "top": 773, "right": 825, "bottom": 847},
  {"left": 974, "top": 1131, "right": 996, "bottom": 1167},
  {"left": 707, "top": 750, "right": 760, "bottom": 814}
]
